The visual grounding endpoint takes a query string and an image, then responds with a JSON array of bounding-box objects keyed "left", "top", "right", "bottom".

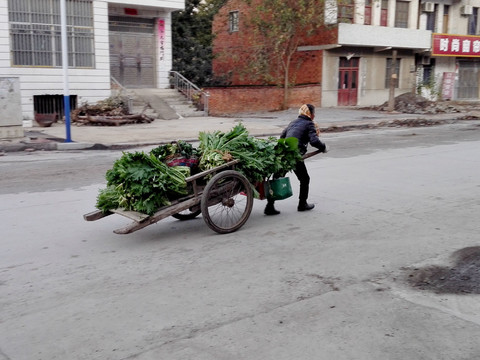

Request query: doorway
[
  {"left": 109, "top": 16, "right": 156, "bottom": 88},
  {"left": 338, "top": 57, "right": 359, "bottom": 106}
]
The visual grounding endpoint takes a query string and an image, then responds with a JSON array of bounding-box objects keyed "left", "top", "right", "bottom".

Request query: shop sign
[
  {"left": 432, "top": 33, "right": 480, "bottom": 57},
  {"left": 442, "top": 72, "right": 455, "bottom": 100}
]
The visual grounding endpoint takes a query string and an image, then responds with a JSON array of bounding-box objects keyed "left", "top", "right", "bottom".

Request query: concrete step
[{"left": 129, "top": 88, "right": 204, "bottom": 119}]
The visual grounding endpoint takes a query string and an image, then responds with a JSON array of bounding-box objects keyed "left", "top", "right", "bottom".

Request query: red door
[{"left": 338, "top": 57, "right": 359, "bottom": 106}]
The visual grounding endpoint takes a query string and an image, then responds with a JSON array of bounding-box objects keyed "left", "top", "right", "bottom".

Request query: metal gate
[
  {"left": 109, "top": 16, "right": 156, "bottom": 88},
  {"left": 457, "top": 61, "right": 480, "bottom": 99}
]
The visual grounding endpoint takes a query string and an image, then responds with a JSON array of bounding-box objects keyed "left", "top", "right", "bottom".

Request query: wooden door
[{"left": 338, "top": 57, "right": 359, "bottom": 106}]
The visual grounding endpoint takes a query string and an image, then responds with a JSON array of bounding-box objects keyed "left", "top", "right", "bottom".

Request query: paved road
[{"left": 1, "top": 122, "right": 480, "bottom": 360}]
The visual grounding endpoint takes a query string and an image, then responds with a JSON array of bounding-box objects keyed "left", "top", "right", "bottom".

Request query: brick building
[{"left": 211, "top": 0, "right": 480, "bottom": 115}]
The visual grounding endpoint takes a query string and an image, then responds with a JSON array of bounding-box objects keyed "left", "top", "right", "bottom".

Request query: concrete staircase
[{"left": 127, "top": 88, "right": 205, "bottom": 120}]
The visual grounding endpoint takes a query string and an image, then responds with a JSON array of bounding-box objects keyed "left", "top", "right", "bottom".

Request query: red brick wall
[
  {"left": 206, "top": 85, "right": 322, "bottom": 115},
  {"left": 212, "top": 0, "right": 339, "bottom": 88}
]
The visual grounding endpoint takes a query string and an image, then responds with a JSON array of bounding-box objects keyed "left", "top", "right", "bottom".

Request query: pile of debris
[
  {"left": 71, "top": 95, "right": 154, "bottom": 126},
  {"left": 374, "top": 92, "right": 461, "bottom": 114}
]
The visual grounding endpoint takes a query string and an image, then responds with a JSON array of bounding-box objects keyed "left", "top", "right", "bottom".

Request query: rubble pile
[
  {"left": 375, "top": 92, "right": 461, "bottom": 114},
  {"left": 71, "top": 95, "right": 154, "bottom": 126}
]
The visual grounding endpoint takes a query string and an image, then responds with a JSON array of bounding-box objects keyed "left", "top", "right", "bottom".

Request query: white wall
[
  {"left": 0, "top": 0, "right": 183, "bottom": 120},
  {"left": 104, "top": 0, "right": 184, "bottom": 11}
]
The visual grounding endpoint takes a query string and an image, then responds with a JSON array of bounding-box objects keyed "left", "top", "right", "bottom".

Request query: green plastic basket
[{"left": 265, "top": 177, "right": 293, "bottom": 200}]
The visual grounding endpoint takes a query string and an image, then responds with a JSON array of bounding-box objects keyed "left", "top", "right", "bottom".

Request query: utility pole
[{"left": 387, "top": 49, "right": 397, "bottom": 112}]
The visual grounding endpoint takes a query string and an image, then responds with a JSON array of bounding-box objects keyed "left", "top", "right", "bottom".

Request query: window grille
[
  {"left": 34, "top": 94, "right": 77, "bottom": 117},
  {"left": 394, "top": 0, "right": 409, "bottom": 28},
  {"left": 109, "top": 16, "right": 155, "bottom": 33},
  {"left": 229, "top": 11, "right": 239, "bottom": 32},
  {"left": 8, "top": 0, "right": 94, "bottom": 68}
]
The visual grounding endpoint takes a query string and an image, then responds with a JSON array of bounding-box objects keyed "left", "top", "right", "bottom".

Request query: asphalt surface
[
  {"left": 1, "top": 122, "right": 480, "bottom": 359},
  {"left": 1, "top": 107, "right": 476, "bottom": 153}
]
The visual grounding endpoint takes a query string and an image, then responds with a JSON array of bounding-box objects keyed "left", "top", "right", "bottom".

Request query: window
[
  {"left": 385, "top": 58, "right": 401, "bottom": 88},
  {"left": 229, "top": 11, "right": 239, "bottom": 32},
  {"left": 426, "top": 5, "right": 437, "bottom": 31},
  {"left": 395, "top": 1, "right": 409, "bottom": 28},
  {"left": 381, "top": 0, "right": 388, "bottom": 26},
  {"left": 8, "top": 0, "right": 94, "bottom": 67},
  {"left": 364, "top": 0, "right": 372, "bottom": 25},
  {"left": 468, "top": 7, "right": 478, "bottom": 35},
  {"left": 338, "top": 0, "right": 355, "bottom": 24},
  {"left": 442, "top": 5, "right": 449, "bottom": 33},
  {"left": 422, "top": 59, "right": 436, "bottom": 85}
]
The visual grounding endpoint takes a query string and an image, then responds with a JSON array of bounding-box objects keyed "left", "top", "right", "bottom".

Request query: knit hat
[{"left": 298, "top": 104, "right": 315, "bottom": 119}]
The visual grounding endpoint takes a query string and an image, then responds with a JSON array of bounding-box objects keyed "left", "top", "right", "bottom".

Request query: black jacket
[{"left": 280, "top": 115, "right": 326, "bottom": 155}]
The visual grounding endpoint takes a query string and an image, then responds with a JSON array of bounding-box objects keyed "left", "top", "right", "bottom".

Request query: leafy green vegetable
[
  {"left": 96, "top": 124, "right": 304, "bottom": 216},
  {"left": 96, "top": 151, "right": 189, "bottom": 215},
  {"left": 198, "top": 123, "right": 301, "bottom": 183}
]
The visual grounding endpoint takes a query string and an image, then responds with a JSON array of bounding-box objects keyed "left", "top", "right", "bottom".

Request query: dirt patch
[
  {"left": 406, "top": 246, "right": 480, "bottom": 294},
  {"left": 368, "top": 93, "right": 462, "bottom": 114},
  {"left": 322, "top": 118, "right": 448, "bottom": 133}
]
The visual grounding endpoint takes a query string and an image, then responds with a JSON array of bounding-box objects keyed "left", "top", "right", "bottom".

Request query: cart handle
[{"left": 302, "top": 149, "right": 323, "bottom": 160}]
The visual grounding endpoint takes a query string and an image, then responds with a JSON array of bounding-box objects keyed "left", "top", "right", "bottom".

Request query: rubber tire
[
  {"left": 172, "top": 209, "right": 201, "bottom": 221},
  {"left": 201, "top": 170, "right": 253, "bottom": 234}
]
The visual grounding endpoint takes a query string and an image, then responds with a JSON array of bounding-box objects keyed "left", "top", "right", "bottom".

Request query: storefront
[{"left": 432, "top": 33, "right": 480, "bottom": 100}]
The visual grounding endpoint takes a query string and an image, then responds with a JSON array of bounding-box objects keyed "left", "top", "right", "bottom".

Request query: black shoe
[
  {"left": 264, "top": 206, "right": 280, "bottom": 215},
  {"left": 298, "top": 202, "right": 314, "bottom": 211}
]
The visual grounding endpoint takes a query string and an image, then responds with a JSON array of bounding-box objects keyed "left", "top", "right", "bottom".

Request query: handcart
[
  {"left": 84, "top": 159, "right": 254, "bottom": 234},
  {"left": 83, "top": 150, "right": 323, "bottom": 235}
]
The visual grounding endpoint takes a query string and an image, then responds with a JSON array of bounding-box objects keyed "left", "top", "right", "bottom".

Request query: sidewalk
[{"left": 0, "top": 107, "right": 474, "bottom": 153}]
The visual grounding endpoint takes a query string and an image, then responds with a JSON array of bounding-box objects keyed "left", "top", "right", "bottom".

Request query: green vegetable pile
[
  {"left": 96, "top": 151, "right": 190, "bottom": 215},
  {"left": 96, "top": 123, "right": 302, "bottom": 215},
  {"left": 198, "top": 124, "right": 301, "bottom": 182}
]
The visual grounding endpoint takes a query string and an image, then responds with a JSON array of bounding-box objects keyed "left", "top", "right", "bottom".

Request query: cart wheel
[
  {"left": 201, "top": 170, "right": 253, "bottom": 234},
  {"left": 172, "top": 209, "right": 201, "bottom": 220}
]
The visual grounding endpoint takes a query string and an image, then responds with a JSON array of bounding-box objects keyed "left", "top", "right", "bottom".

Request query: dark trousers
[
  {"left": 266, "top": 160, "right": 310, "bottom": 208},
  {"left": 294, "top": 160, "right": 310, "bottom": 202}
]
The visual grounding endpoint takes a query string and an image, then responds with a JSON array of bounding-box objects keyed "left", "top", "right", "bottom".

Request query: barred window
[
  {"left": 229, "top": 11, "right": 239, "bottom": 32},
  {"left": 8, "top": 0, "right": 94, "bottom": 68},
  {"left": 394, "top": 0, "right": 409, "bottom": 28}
]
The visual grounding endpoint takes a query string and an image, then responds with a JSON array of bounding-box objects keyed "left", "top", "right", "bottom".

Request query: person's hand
[{"left": 323, "top": 144, "right": 329, "bottom": 153}]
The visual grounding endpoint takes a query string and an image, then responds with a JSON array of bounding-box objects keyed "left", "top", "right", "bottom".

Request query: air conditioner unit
[
  {"left": 461, "top": 5, "right": 473, "bottom": 15},
  {"left": 422, "top": 2, "right": 435, "bottom": 12}
]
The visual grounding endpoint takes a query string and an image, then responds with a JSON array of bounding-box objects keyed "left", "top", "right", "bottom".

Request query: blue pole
[
  {"left": 63, "top": 95, "right": 71, "bottom": 142},
  {"left": 61, "top": 0, "right": 72, "bottom": 142}
]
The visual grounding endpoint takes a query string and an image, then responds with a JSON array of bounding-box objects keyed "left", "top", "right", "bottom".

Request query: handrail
[
  {"left": 110, "top": 76, "right": 133, "bottom": 113},
  {"left": 110, "top": 76, "right": 127, "bottom": 93},
  {"left": 169, "top": 71, "right": 210, "bottom": 116}
]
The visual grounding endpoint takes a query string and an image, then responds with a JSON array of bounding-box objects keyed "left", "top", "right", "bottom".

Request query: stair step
[{"left": 124, "top": 88, "right": 205, "bottom": 120}]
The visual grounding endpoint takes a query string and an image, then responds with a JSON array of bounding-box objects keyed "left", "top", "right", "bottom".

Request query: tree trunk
[{"left": 282, "top": 57, "right": 291, "bottom": 110}]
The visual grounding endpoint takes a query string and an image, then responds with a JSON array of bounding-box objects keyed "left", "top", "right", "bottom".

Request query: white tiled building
[
  {"left": 318, "top": 0, "right": 480, "bottom": 106},
  {"left": 0, "top": 0, "right": 184, "bottom": 128}
]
